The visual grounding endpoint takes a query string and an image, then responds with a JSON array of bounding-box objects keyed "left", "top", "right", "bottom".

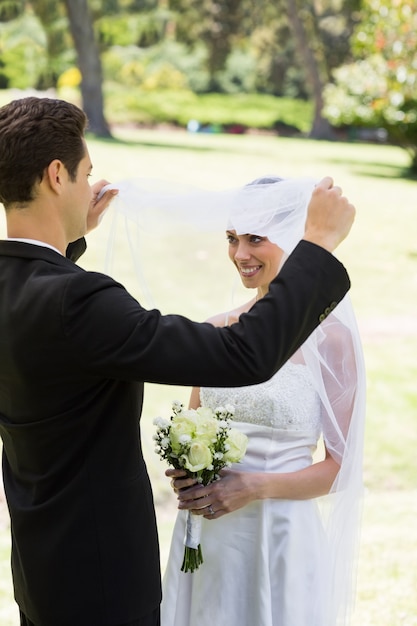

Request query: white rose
[
  {"left": 179, "top": 408, "right": 199, "bottom": 420},
  {"left": 196, "top": 406, "right": 214, "bottom": 420},
  {"left": 170, "top": 416, "right": 197, "bottom": 453},
  {"left": 181, "top": 441, "right": 213, "bottom": 472},
  {"left": 223, "top": 429, "right": 248, "bottom": 463},
  {"left": 194, "top": 415, "right": 218, "bottom": 445}
]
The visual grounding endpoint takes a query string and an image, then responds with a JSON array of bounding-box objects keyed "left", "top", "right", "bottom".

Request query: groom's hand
[
  {"left": 87, "top": 179, "right": 118, "bottom": 233},
  {"left": 303, "top": 176, "right": 355, "bottom": 252}
]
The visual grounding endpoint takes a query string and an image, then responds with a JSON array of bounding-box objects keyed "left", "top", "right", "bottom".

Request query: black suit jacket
[{"left": 0, "top": 239, "right": 349, "bottom": 625}]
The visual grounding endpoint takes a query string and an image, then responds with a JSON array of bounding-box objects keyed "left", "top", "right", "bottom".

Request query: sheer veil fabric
[{"left": 103, "top": 176, "right": 366, "bottom": 624}]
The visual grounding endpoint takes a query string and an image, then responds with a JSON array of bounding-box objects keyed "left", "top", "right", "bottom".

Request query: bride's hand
[
  {"left": 177, "top": 470, "right": 260, "bottom": 519},
  {"left": 165, "top": 468, "right": 198, "bottom": 494}
]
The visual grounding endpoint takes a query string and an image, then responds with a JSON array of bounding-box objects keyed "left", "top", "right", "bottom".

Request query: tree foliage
[
  {"left": 0, "top": 0, "right": 360, "bottom": 138},
  {"left": 324, "top": 0, "right": 417, "bottom": 171},
  {"left": 170, "top": 0, "right": 244, "bottom": 90},
  {"left": 0, "top": 7, "right": 47, "bottom": 89},
  {"left": 1, "top": 0, "right": 358, "bottom": 99},
  {"left": 30, "top": 0, "right": 74, "bottom": 88}
]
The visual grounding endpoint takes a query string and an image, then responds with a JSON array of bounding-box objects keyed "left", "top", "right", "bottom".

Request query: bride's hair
[{"left": 246, "top": 175, "right": 284, "bottom": 186}]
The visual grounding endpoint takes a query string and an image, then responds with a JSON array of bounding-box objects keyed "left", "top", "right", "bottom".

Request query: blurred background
[{"left": 0, "top": 0, "right": 416, "bottom": 169}]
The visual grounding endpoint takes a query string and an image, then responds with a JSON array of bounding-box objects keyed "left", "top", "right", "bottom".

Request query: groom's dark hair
[{"left": 0, "top": 96, "right": 87, "bottom": 209}]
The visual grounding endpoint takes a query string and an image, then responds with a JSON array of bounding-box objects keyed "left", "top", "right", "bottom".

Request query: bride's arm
[
  {"left": 175, "top": 449, "right": 339, "bottom": 519},
  {"left": 177, "top": 319, "right": 357, "bottom": 519},
  {"left": 188, "top": 386, "right": 201, "bottom": 410},
  {"left": 167, "top": 308, "right": 344, "bottom": 516},
  {"left": 170, "top": 383, "right": 340, "bottom": 516}
]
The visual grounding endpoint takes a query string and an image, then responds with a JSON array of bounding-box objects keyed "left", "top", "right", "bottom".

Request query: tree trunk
[
  {"left": 30, "top": 0, "right": 68, "bottom": 89},
  {"left": 285, "top": 0, "right": 333, "bottom": 140},
  {"left": 62, "top": 0, "right": 111, "bottom": 137}
]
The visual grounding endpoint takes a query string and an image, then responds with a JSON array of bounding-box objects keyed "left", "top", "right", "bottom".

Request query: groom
[{"left": 0, "top": 96, "right": 354, "bottom": 626}]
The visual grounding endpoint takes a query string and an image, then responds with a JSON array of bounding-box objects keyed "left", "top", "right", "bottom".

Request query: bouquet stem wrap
[{"left": 182, "top": 512, "right": 203, "bottom": 572}]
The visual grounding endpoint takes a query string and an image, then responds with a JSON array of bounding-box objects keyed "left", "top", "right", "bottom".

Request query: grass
[
  {"left": 3, "top": 85, "right": 313, "bottom": 132},
  {"left": 94, "top": 85, "right": 313, "bottom": 132},
  {"left": 0, "top": 113, "right": 416, "bottom": 624}
]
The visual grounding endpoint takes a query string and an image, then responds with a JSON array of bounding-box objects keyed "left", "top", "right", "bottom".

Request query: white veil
[
  {"left": 103, "top": 176, "right": 365, "bottom": 625},
  {"left": 228, "top": 176, "right": 365, "bottom": 624}
]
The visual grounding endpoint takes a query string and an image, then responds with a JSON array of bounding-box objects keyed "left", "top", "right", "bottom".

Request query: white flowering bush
[
  {"left": 323, "top": 0, "right": 417, "bottom": 172},
  {"left": 154, "top": 401, "right": 247, "bottom": 572}
]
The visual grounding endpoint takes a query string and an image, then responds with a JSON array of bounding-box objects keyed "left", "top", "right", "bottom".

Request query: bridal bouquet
[{"left": 153, "top": 401, "right": 248, "bottom": 572}]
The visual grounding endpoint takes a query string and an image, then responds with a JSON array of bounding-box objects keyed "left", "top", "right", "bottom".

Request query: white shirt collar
[{"left": 6, "top": 238, "right": 63, "bottom": 256}]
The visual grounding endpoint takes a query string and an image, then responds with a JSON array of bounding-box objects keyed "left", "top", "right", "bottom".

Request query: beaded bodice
[{"left": 200, "top": 361, "right": 322, "bottom": 434}]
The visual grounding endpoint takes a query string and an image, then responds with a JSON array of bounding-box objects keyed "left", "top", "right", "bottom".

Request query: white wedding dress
[{"left": 161, "top": 360, "right": 331, "bottom": 626}]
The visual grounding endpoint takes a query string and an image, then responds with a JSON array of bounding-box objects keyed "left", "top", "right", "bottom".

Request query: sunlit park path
[{"left": 1, "top": 123, "right": 416, "bottom": 625}]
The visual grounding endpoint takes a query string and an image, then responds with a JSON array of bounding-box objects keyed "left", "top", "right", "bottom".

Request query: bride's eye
[{"left": 250, "top": 235, "right": 263, "bottom": 244}]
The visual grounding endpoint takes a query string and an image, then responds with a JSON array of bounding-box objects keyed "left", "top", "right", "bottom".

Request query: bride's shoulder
[
  {"left": 205, "top": 311, "right": 231, "bottom": 328},
  {"left": 205, "top": 301, "right": 252, "bottom": 327}
]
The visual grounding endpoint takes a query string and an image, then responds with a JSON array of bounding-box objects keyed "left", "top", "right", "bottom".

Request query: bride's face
[{"left": 226, "top": 230, "right": 284, "bottom": 293}]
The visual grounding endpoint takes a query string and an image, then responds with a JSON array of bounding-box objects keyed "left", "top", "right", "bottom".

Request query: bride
[{"left": 160, "top": 176, "right": 366, "bottom": 626}]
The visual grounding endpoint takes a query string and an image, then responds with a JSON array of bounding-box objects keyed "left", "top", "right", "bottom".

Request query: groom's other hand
[{"left": 303, "top": 176, "right": 355, "bottom": 252}]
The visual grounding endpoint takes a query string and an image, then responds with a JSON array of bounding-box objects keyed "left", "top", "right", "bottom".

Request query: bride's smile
[{"left": 226, "top": 230, "right": 284, "bottom": 292}]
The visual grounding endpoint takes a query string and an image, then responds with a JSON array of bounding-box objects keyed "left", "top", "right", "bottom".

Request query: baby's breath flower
[
  {"left": 153, "top": 416, "right": 170, "bottom": 428},
  {"left": 172, "top": 400, "right": 184, "bottom": 414}
]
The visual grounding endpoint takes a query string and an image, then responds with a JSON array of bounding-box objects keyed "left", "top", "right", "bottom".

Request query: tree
[
  {"left": 169, "top": 0, "right": 245, "bottom": 91},
  {"left": 62, "top": 0, "right": 111, "bottom": 136},
  {"left": 323, "top": 0, "right": 417, "bottom": 172},
  {"left": 0, "top": 0, "right": 24, "bottom": 21},
  {"left": 285, "top": 0, "right": 333, "bottom": 139},
  {"left": 29, "top": 0, "right": 73, "bottom": 89},
  {"left": 0, "top": 8, "right": 41, "bottom": 88},
  {"left": 1, "top": 0, "right": 111, "bottom": 136},
  {"left": 283, "top": 0, "right": 362, "bottom": 139}
]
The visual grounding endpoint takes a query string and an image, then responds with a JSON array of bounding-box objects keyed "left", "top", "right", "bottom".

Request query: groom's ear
[{"left": 44, "top": 159, "right": 67, "bottom": 195}]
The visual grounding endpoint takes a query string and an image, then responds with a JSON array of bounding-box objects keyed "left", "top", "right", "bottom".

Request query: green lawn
[{"left": 0, "top": 120, "right": 416, "bottom": 624}]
